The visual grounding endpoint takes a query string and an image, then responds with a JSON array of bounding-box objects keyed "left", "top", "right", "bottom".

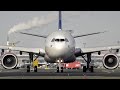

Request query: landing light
[
  {"left": 56, "top": 60, "right": 63, "bottom": 62},
  {"left": 57, "top": 60, "right": 59, "bottom": 62}
]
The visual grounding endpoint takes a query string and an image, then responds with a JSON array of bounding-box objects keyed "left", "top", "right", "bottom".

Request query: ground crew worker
[{"left": 33, "top": 59, "right": 39, "bottom": 67}]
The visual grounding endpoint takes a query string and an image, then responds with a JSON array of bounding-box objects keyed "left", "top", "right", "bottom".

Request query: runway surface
[{"left": 0, "top": 68, "right": 120, "bottom": 79}]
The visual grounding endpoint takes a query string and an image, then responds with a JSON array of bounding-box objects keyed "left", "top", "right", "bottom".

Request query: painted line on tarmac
[{"left": 101, "top": 70, "right": 111, "bottom": 73}]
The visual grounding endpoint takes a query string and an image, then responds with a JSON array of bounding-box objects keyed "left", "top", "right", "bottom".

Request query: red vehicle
[{"left": 64, "top": 61, "right": 81, "bottom": 69}]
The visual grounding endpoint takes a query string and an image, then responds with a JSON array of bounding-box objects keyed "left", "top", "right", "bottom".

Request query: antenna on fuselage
[{"left": 58, "top": 11, "right": 62, "bottom": 31}]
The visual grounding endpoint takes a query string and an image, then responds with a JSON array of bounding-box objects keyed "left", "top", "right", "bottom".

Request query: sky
[{"left": 0, "top": 11, "right": 120, "bottom": 49}]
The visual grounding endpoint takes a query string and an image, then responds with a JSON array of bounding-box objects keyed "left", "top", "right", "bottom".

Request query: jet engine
[
  {"left": 1, "top": 53, "right": 18, "bottom": 69},
  {"left": 102, "top": 53, "right": 119, "bottom": 69}
]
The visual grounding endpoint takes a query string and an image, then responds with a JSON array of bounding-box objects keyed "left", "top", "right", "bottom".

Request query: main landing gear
[
  {"left": 82, "top": 53, "right": 94, "bottom": 73},
  {"left": 27, "top": 65, "right": 37, "bottom": 73},
  {"left": 27, "top": 53, "right": 38, "bottom": 73},
  {"left": 56, "top": 60, "right": 64, "bottom": 73}
]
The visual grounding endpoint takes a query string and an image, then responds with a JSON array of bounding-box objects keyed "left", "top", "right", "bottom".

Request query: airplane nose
[
  {"left": 46, "top": 43, "right": 71, "bottom": 60},
  {"left": 54, "top": 43, "right": 69, "bottom": 57},
  {"left": 55, "top": 43, "right": 65, "bottom": 50}
]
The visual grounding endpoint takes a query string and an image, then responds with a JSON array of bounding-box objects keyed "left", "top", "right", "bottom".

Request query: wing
[
  {"left": 19, "top": 32, "right": 47, "bottom": 38},
  {"left": 0, "top": 45, "right": 45, "bottom": 57},
  {"left": 75, "top": 46, "right": 120, "bottom": 57},
  {"left": 73, "top": 31, "right": 106, "bottom": 38}
]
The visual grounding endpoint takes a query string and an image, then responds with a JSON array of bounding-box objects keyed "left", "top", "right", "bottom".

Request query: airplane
[{"left": 0, "top": 11, "right": 120, "bottom": 73}]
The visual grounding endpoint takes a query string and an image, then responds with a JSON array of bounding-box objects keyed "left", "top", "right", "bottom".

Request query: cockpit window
[
  {"left": 51, "top": 38, "right": 69, "bottom": 42},
  {"left": 51, "top": 38, "right": 55, "bottom": 42},
  {"left": 60, "top": 39, "right": 65, "bottom": 42},
  {"left": 65, "top": 38, "right": 69, "bottom": 42},
  {"left": 55, "top": 39, "right": 59, "bottom": 42}
]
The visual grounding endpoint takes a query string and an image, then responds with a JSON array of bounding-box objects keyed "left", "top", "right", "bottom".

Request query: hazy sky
[{"left": 0, "top": 11, "right": 120, "bottom": 49}]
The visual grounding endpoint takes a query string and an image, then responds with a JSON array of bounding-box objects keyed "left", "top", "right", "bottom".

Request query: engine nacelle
[
  {"left": 102, "top": 53, "right": 119, "bottom": 69},
  {"left": 1, "top": 53, "right": 18, "bottom": 69}
]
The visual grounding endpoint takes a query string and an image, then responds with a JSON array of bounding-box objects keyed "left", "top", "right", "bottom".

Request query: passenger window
[
  {"left": 55, "top": 39, "right": 59, "bottom": 42},
  {"left": 60, "top": 39, "right": 65, "bottom": 42}
]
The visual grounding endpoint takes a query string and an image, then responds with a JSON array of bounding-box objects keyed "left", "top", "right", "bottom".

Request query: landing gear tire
[
  {"left": 83, "top": 66, "right": 86, "bottom": 72},
  {"left": 61, "top": 67, "right": 63, "bottom": 73},
  {"left": 89, "top": 66, "right": 94, "bottom": 72},
  {"left": 57, "top": 67, "right": 59, "bottom": 73},
  {"left": 27, "top": 65, "right": 30, "bottom": 72},
  {"left": 34, "top": 66, "right": 37, "bottom": 72}
]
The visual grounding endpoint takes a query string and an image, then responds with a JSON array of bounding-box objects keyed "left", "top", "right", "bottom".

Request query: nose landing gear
[{"left": 56, "top": 59, "right": 64, "bottom": 73}]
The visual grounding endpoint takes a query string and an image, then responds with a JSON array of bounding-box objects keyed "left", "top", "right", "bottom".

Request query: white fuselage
[{"left": 44, "top": 31, "right": 76, "bottom": 63}]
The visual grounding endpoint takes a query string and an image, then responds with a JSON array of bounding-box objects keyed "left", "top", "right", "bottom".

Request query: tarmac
[{"left": 0, "top": 68, "right": 120, "bottom": 79}]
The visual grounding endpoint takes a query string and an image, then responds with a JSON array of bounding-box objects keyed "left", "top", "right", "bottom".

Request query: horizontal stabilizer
[{"left": 73, "top": 31, "right": 107, "bottom": 38}]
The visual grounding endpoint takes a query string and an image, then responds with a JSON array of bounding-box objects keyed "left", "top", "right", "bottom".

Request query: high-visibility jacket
[{"left": 33, "top": 59, "right": 39, "bottom": 67}]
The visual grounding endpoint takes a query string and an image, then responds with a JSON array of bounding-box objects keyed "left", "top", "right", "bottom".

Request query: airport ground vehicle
[{"left": 64, "top": 61, "right": 81, "bottom": 69}]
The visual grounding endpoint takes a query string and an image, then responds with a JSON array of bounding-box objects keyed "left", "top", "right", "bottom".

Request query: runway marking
[
  {"left": 83, "top": 74, "right": 87, "bottom": 79},
  {"left": 111, "top": 70, "right": 114, "bottom": 72},
  {"left": 2, "top": 70, "right": 20, "bottom": 72},
  {"left": 101, "top": 70, "right": 111, "bottom": 73},
  {"left": 0, "top": 69, "right": 120, "bottom": 78}
]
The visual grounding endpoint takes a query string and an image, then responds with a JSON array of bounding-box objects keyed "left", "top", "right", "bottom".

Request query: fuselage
[{"left": 45, "top": 31, "right": 76, "bottom": 63}]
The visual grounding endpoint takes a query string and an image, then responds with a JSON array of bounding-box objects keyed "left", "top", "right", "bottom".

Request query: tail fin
[{"left": 58, "top": 11, "right": 62, "bottom": 31}]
